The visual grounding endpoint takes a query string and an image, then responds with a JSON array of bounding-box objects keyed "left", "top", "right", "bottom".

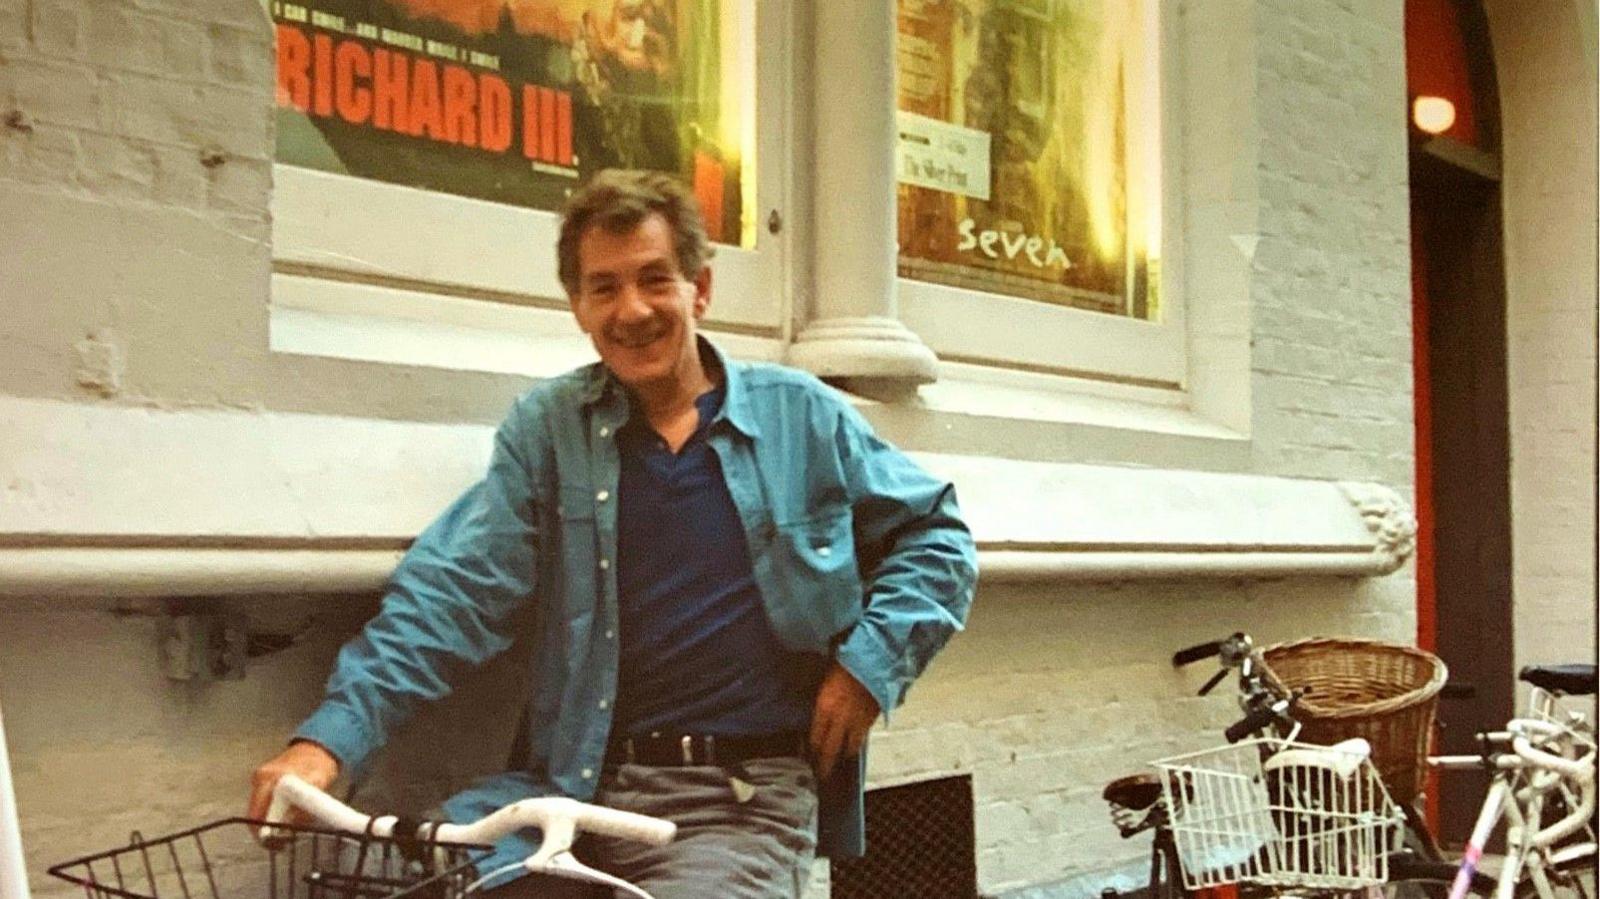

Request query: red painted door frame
[{"left": 1411, "top": 197, "right": 1439, "bottom": 828}]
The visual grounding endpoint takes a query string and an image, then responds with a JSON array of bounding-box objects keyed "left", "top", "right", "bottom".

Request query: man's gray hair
[{"left": 557, "top": 169, "right": 715, "bottom": 296}]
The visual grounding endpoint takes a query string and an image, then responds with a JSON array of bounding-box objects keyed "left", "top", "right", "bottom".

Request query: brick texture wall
[
  {"left": 0, "top": 0, "right": 274, "bottom": 407},
  {"left": 0, "top": 0, "right": 271, "bottom": 219},
  {"left": 1250, "top": 0, "right": 1415, "bottom": 495},
  {"left": 1487, "top": 0, "right": 1599, "bottom": 688}
]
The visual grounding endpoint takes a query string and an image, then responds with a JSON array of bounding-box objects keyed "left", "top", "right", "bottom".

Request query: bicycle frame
[{"left": 1431, "top": 693, "right": 1597, "bottom": 899}]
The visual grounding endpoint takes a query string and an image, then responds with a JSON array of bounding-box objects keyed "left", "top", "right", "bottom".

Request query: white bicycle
[
  {"left": 1425, "top": 665, "right": 1596, "bottom": 899},
  {"left": 49, "top": 774, "right": 676, "bottom": 899}
]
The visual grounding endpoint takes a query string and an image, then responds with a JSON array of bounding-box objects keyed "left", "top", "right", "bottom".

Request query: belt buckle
[{"left": 681, "top": 735, "right": 694, "bottom": 765}]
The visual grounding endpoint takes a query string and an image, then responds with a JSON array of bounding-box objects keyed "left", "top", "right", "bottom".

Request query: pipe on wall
[{"left": 0, "top": 545, "right": 1401, "bottom": 599}]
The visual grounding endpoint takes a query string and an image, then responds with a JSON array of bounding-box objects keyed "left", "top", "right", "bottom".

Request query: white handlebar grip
[
  {"left": 570, "top": 803, "right": 676, "bottom": 846},
  {"left": 269, "top": 774, "right": 378, "bottom": 835},
  {"left": 264, "top": 778, "right": 293, "bottom": 825}
]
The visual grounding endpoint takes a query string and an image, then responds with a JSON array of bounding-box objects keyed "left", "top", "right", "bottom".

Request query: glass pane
[
  {"left": 896, "top": 0, "right": 1162, "bottom": 320},
  {"left": 270, "top": 0, "right": 755, "bottom": 247}
]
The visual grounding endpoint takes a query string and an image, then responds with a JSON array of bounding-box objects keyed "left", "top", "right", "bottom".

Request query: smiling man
[{"left": 248, "top": 170, "right": 977, "bottom": 898}]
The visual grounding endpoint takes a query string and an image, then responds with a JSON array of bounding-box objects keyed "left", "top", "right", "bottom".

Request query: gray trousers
[{"left": 483, "top": 757, "right": 818, "bottom": 899}]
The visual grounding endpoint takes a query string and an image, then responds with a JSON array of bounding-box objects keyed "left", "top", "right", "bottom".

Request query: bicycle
[
  {"left": 49, "top": 774, "right": 677, "bottom": 898},
  {"left": 1103, "top": 634, "right": 1597, "bottom": 899},
  {"left": 1102, "top": 632, "right": 1401, "bottom": 899},
  {"left": 1422, "top": 665, "right": 1596, "bottom": 899},
  {"left": 1282, "top": 661, "right": 1596, "bottom": 899}
]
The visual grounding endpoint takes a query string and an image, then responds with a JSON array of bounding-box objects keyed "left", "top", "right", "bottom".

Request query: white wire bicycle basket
[{"left": 1153, "top": 738, "right": 1403, "bottom": 892}]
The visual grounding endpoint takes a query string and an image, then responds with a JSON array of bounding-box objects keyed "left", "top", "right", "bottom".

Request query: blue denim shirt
[{"left": 296, "top": 339, "right": 978, "bottom": 873}]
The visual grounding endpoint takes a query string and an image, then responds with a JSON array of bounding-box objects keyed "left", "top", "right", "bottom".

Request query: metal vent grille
[{"left": 830, "top": 775, "right": 977, "bottom": 899}]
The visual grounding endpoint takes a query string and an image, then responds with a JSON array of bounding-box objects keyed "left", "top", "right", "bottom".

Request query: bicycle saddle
[
  {"left": 1519, "top": 664, "right": 1597, "bottom": 696},
  {"left": 1102, "top": 773, "right": 1162, "bottom": 810}
]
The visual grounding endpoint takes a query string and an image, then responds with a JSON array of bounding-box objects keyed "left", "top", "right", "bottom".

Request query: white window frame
[
  {"left": 268, "top": 0, "right": 791, "bottom": 376},
  {"left": 896, "top": 1, "right": 1186, "bottom": 390}
]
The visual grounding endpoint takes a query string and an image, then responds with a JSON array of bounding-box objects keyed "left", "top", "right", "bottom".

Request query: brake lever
[{"left": 1198, "top": 667, "right": 1229, "bottom": 696}]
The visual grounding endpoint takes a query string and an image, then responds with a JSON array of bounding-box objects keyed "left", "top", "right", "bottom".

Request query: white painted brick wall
[
  {"left": 0, "top": 0, "right": 276, "bottom": 406},
  {"left": 1486, "top": 0, "right": 1599, "bottom": 698},
  {"left": 0, "top": 2, "right": 1426, "bottom": 898},
  {"left": 1250, "top": 0, "right": 1415, "bottom": 494},
  {"left": 0, "top": 0, "right": 272, "bottom": 222}
]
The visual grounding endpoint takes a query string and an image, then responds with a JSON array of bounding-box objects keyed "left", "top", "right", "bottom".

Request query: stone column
[{"left": 786, "top": 0, "right": 939, "bottom": 391}]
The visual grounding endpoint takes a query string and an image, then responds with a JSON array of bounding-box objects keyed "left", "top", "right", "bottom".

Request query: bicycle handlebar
[
  {"left": 447, "top": 796, "right": 676, "bottom": 847},
  {"left": 1173, "top": 640, "right": 1224, "bottom": 667},
  {"left": 1225, "top": 705, "right": 1283, "bottom": 744},
  {"left": 1508, "top": 719, "right": 1597, "bottom": 783},
  {"left": 265, "top": 774, "right": 677, "bottom": 849}
]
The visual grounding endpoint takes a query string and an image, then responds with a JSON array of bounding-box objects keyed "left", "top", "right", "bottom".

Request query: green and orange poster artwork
[
  {"left": 271, "top": 0, "right": 748, "bottom": 245},
  {"left": 895, "top": 0, "right": 1162, "bottom": 320}
]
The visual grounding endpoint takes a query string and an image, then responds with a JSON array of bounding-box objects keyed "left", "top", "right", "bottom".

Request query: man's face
[{"left": 570, "top": 213, "right": 710, "bottom": 393}]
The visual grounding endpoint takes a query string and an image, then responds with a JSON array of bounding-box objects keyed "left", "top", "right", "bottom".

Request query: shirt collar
[
  {"left": 706, "top": 338, "right": 760, "bottom": 440},
  {"left": 579, "top": 336, "right": 761, "bottom": 440}
]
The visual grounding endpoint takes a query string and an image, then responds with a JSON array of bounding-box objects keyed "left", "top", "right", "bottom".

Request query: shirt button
[
  {"left": 598, "top": 699, "right": 609, "bottom": 709},
  {"left": 599, "top": 426, "right": 611, "bottom": 438},
  {"left": 581, "top": 768, "right": 594, "bottom": 780},
  {"left": 596, "top": 490, "right": 610, "bottom": 502},
  {"left": 605, "top": 629, "right": 615, "bottom": 639},
  {"left": 598, "top": 558, "right": 610, "bottom": 570}
]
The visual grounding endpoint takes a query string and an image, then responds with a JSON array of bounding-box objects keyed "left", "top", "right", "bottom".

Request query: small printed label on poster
[{"left": 896, "top": 111, "right": 991, "bottom": 201}]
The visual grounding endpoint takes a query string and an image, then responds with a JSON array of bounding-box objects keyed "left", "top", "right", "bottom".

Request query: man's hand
[
  {"left": 248, "top": 740, "right": 340, "bottom": 822},
  {"left": 809, "top": 661, "right": 880, "bottom": 781}
]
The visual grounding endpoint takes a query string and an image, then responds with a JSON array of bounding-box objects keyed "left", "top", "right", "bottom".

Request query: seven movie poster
[
  {"left": 272, "top": 0, "right": 748, "bottom": 245},
  {"left": 896, "top": 0, "right": 1162, "bottom": 319}
]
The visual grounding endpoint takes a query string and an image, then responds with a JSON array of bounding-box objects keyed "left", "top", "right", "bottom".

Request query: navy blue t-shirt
[{"left": 612, "top": 385, "right": 824, "bottom": 737}]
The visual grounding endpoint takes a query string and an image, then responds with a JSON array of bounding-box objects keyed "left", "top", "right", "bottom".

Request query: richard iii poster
[{"left": 272, "top": 0, "right": 747, "bottom": 244}]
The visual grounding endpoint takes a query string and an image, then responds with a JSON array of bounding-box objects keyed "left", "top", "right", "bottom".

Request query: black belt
[{"left": 604, "top": 731, "right": 808, "bottom": 768}]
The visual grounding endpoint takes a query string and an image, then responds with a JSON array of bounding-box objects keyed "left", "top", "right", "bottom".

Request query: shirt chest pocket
[
  {"left": 555, "top": 485, "right": 600, "bottom": 614},
  {"left": 770, "top": 508, "right": 864, "bottom": 644}
]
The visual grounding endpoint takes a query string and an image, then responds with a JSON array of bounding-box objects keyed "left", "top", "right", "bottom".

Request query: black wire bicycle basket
[{"left": 48, "top": 818, "right": 492, "bottom": 899}]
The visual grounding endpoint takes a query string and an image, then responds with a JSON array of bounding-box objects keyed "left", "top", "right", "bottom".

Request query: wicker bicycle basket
[{"left": 1259, "top": 637, "right": 1447, "bottom": 803}]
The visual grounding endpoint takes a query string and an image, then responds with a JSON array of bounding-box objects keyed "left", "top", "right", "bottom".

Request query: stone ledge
[
  {"left": 0, "top": 398, "right": 1414, "bottom": 597},
  {"left": 916, "top": 453, "right": 1415, "bottom": 582}
]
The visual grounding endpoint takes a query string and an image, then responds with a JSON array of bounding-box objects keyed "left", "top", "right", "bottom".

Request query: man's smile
[{"left": 608, "top": 324, "right": 670, "bottom": 350}]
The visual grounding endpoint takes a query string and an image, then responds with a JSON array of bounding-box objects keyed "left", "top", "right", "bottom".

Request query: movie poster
[
  {"left": 271, "top": 0, "right": 749, "bottom": 245},
  {"left": 895, "top": 0, "right": 1161, "bottom": 320}
]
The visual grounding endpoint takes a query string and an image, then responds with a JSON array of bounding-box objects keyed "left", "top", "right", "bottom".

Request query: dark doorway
[
  {"left": 1407, "top": 0, "right": 1511, "bottom": 847},
  {"left": 1410, "top": 145, "right": 1512, "bottom": 846}
]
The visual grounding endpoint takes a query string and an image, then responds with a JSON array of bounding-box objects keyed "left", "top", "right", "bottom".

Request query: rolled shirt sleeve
[
  {"left": 295, "top": 411, "right": 545, "bottom": 776},
  {"left": 830, "top": 403, "right": 978, "bottom": 718}
]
